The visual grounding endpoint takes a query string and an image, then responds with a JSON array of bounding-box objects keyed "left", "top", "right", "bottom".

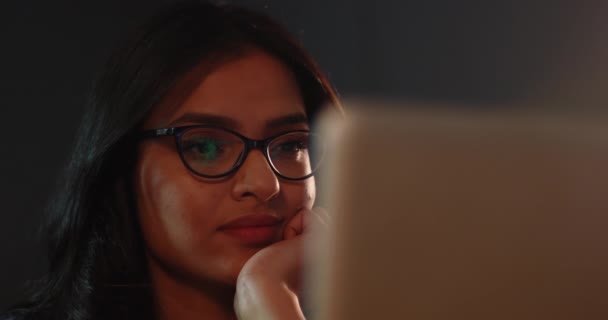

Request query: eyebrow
[
  {"left": 265, "top": 113, "right": 309, "bottom": 129},
  {"left": 169, "top": 113, "right": 241, "bottom": 129},
  {"left": 168, "top": 112, "right": 309, "bottom": 130}
]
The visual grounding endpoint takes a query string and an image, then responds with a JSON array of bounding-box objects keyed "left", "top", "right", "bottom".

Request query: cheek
[
  {"left": 279, "top": 177, "right": 316, "bottom": 212},
  {"left": 133, "top": 147, "right": 225, "bottom": 259}
]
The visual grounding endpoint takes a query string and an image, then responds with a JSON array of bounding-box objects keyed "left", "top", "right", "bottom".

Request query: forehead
[{"left": 144, "top": 48, "right": 307, "bottom": 134}]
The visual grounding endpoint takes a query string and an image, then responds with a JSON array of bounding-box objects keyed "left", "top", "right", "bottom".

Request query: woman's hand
[{"left": 234, "top": 207, "right": 329, "bottom": 320}]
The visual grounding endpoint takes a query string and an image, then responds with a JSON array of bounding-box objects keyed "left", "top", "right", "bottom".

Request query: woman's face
[{"left": 134, "top": 49, "right": 315, "bottom": 287}]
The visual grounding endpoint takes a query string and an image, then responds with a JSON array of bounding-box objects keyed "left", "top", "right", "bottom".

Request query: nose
[{"left": 231, "top": 149, "right": 280, "bottom": 202}]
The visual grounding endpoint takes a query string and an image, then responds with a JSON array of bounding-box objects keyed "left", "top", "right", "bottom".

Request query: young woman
[{"left": 3, "top": 1, "right": 342, "bottom": 319}]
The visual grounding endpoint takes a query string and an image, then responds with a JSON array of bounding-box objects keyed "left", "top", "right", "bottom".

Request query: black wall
[{"left": 2, "top": 0, "right": 606, "bottom": 309}]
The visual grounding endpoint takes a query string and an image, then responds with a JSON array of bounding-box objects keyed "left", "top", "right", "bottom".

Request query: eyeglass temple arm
[{"left": 139, "top": 127, "right": 176, "bottom": 139}]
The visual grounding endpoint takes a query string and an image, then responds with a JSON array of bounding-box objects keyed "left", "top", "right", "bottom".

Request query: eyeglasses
[{"left": 139, "top": 125, "right": 323, "bottom": 180}]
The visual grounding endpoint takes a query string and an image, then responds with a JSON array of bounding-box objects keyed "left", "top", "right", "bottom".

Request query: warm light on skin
[{"left": 133, "top": 48, "right": 316, "bottom": 319}]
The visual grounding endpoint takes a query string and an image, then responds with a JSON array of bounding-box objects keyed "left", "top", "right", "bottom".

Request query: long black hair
[{"left": 7, "top": 1, "right": 342, "bottom": 319}]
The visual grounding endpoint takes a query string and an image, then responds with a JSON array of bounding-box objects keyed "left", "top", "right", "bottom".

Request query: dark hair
[{"left": 8, "top": 1, "right": 342, "bottom": 319}]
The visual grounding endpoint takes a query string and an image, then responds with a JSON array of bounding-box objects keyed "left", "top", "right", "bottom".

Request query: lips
[{"left": 219, "top": 214, "right": 283, "bottom": 246}]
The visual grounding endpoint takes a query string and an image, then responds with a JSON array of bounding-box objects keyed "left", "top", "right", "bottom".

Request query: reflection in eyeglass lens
[{"left": 181, "top": 129, "right": 243, "bottom": 175}]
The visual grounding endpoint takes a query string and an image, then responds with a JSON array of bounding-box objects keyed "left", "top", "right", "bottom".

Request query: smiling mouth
[{"left": 218, "top": 214, "right": 283, "bottom": 246}]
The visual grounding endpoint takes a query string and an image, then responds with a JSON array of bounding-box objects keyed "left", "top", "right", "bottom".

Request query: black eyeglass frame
[{"left": 139, "top": 125, "right": 320, "bottom": 181}]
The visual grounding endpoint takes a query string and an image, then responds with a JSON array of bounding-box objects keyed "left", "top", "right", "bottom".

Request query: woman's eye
[
  {"left": 271, "top": 140, "right": 308, "bottom": 158},
  {"left": 183, "top": 138, "right": 225, "bottom": 161}
]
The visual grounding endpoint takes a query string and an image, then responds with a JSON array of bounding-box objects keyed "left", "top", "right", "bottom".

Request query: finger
[
  {"left": 301, "top": 209, "right": 331, "bottom": 279},
  {"left": 312, "top": 207, "right": 331, "bottom": 227},
  {"left": 302, "top": 208, "right": 329, "bottom": 236},
  {"left": 283, "top": 208, "right": 305, "bottom": 240}
]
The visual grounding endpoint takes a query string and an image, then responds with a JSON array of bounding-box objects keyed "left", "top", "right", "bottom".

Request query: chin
[{"left": 200, "top": 246, "right": 265, "bottom": 286}]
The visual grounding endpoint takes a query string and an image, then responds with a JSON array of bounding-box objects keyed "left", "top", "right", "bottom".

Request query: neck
[{"left": 148, "top": 262, "right": 237, "bottom": 320}]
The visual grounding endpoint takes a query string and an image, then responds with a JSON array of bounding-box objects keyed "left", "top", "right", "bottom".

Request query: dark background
[{"left": 2, "top": 0, "right": 607, "bottom": 309}]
